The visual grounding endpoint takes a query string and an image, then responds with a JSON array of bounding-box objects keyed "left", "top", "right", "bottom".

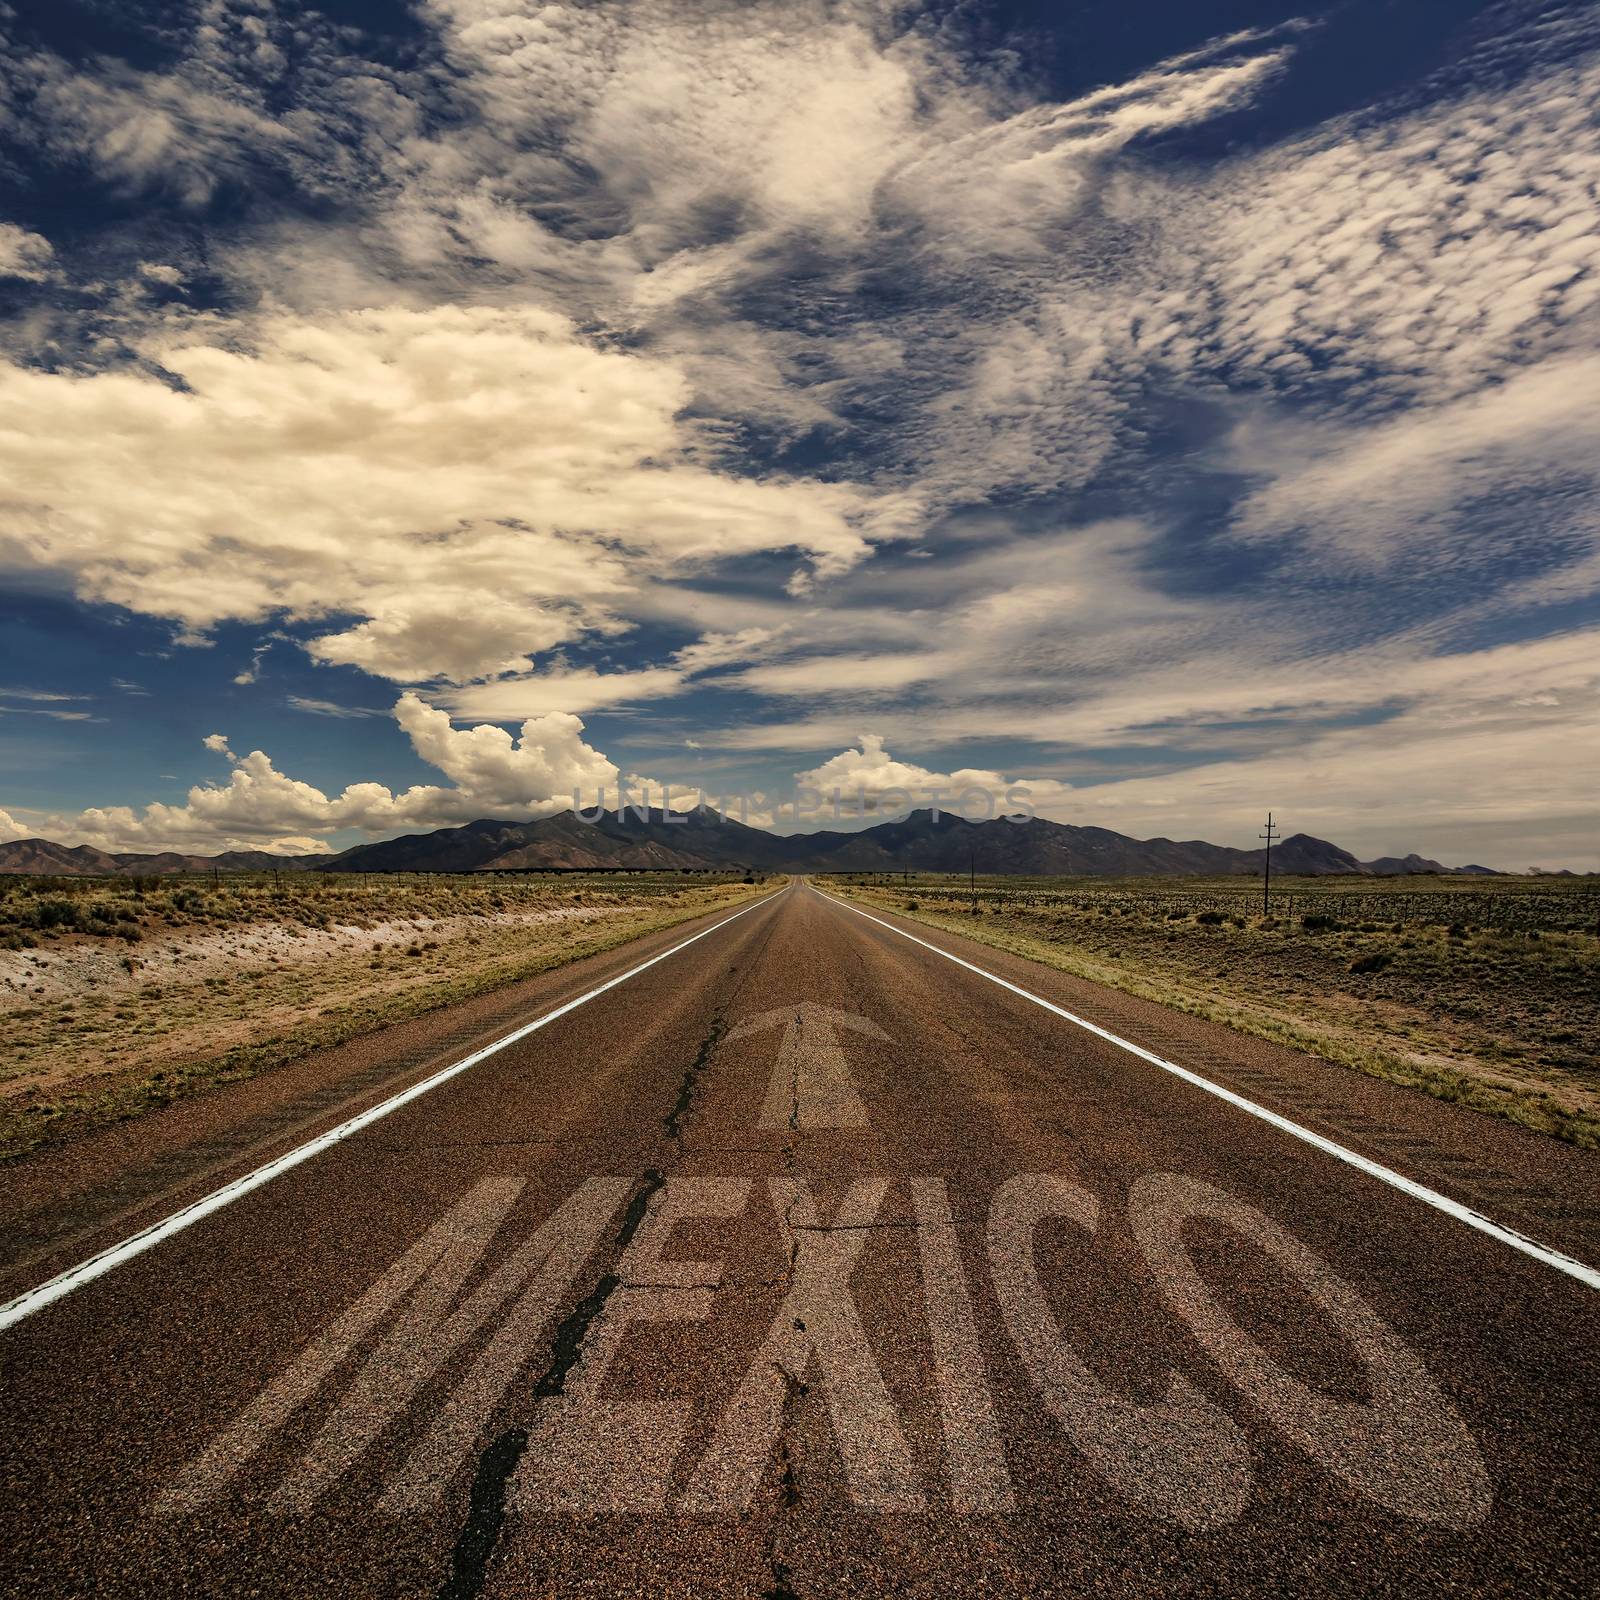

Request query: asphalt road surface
[{"left": 2, "top": 879, "right": 1596, "bottom": 1598}]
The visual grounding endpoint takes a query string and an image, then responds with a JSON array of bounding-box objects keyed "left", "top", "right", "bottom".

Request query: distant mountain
[
  {"left": 0, "top": 838, "right": 324, "bottom": 877},
  {"left": 1363, "top": 852, "right": 1448, "bottom": 876},
  {"left": 325, "top": 806, "right": 795, "bottom": 874},
  {"left": 0, "top": 810, "right": 1512, "bottom": 878},
  {"left": 0, "top": 839, "right": 128, "bottom": 875}
]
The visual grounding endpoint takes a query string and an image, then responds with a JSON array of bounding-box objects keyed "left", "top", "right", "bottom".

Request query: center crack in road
[{"left": 437, "top": 909, "right": 783, "bottom": 1597}]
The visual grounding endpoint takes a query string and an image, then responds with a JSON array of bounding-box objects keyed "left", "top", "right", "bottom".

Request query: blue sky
[{"left": 1, "top": 0, "right": 1597, "bottom": 867}]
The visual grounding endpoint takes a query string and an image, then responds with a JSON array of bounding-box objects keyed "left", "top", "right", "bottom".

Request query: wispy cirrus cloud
[{"left": 0, "top": 222, "right": 55, "bottom": 281}]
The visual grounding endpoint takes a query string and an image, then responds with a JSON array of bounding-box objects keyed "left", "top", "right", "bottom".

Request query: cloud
[
  {"left": 795, "top": 732, "right": 1071, "bottom": 815},
  {"left": 286, "top": 696, "right": 384, "bottom": 719},
  {"left": 1162, "top": 40, "right": 1600, "bottom": 414},
  {"left": 4, "top": 2, "right": 1599, "bottom": 871},
  {"left": 232, "top": 640, "right": 273, "bottom": 686},
  {"left": 437, "top": 667, "right": 688, "bottom": 720},
  {"left": 1, "top": 7, "right": 347, "bottom": 212},
  {"left": 1229, "top": 351, "right": 1600, "bottom": 575},
  {"left": 736, "top": 652, "right": 945, "bottom": 698},
  {"left": 0, "top": 223, "right": 55, "bottom": 281},
  {"left": 671, "top": 628, "right": 781, "bottom": 674},
  {"left": 0, "top": 304, "right": 898, "bottom": 684},
  {"left": 1054, "top": 633, "right": 1600, "bottom": 869},
  {"left": 390, "top": 690, "right": 618, "bottom": 811},
  {"left": 0, "top": 807, "right": 28, "bottom": 843},
  {"left": 12, "top": 625, "right": 1599, "bottom": 864},
  {"left": 868, "top": 11, "right": 1600, "bottom": 519},
  {"left": 34, "top": 693, "right": 628, "bottom": 853},
  {"left": 0, "top": 701, "right": 97, "bottom": 721},
  {"left": 0, "top": 686, "right": 82, "bottom": 702}
]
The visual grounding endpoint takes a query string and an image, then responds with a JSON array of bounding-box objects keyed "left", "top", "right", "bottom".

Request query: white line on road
[
  {"left": 816, "top": 886, "right": 1600, "bottom": 1293},
  {"left": 0, "top": 888, "right": 785, "bottom": 1334}
]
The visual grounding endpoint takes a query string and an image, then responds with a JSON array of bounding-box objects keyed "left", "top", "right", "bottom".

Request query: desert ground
[{"left": 0, "top": 871, "right": 769, "bottom": 1161}]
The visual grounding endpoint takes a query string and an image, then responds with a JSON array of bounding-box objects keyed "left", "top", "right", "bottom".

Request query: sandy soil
[{"left": 0, "top": 904, "right": 622, "bottom": 1010}]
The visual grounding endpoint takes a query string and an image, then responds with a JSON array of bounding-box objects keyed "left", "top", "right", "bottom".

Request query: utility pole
[{"left": 1259, "top": 811, "right": 1280, "bottom": 916}]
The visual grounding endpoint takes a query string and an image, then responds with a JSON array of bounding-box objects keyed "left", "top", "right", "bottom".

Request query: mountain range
[{"left": 0, "top": 808, "right": 1504, "bottom": 878}]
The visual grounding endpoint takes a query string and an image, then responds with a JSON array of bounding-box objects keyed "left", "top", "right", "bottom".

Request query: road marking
[
  {"left": 816, "top": 887, "right": 1600, "bottom": 1293},
  {"left": 988, "top": 1173, "right": 1250, "bottom": 1530},
  {"left": 162, "top": 1176, "right": 628, "bottom": 1514},
  {"left": 682, "top": 1177, "right": 925, "bottom": 1513},
  {"left": 158, "top": 1177, "right": 527, "bottom": 1513},
  {"left": 1130, "top": 1172, "right": 1491, "bottom": 1528},
  {"left": 382, "top": 1177, "right": 636, "bottom": 1513},
  {"left": 729, "top": 1001, "right": 884, "bottom": 1129},
  {"left": 517, "top": 1177, "right": 750, "bottom": 1513},
  {"left": 160, "top": 1169, "right": 1501, "bottom": 1522},
  {"left": 277, "top": 1176, "right": 627, "bottom": 1513},
  {"left": 911, "top": 1179, "right": 1014, "bottom": 1512},
  {"left": 0, "top": 890, "right": 783, "bottom": 1335}
]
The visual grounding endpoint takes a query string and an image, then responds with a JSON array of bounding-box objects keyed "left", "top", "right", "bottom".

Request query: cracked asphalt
[{"left": 2, "top": 879, "right": 1597, "bottom": 1598}]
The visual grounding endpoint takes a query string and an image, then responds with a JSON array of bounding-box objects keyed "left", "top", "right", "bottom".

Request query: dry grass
[
  {"left": 830, "top": 873, "right": 1600, "bottom": 1148},
  {"left": 0, "top": 872, "right": 773, "bottom": 1160}
]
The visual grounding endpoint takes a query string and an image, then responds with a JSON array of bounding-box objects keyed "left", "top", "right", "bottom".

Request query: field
[
  {"left": 830, "top": 872, "right": 1600, "bottom": 1147},
  {"left": 0, "top": 871, "right": 772, "bottom": 1161}
]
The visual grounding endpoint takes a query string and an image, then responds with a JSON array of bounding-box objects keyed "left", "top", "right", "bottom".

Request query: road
[{"left": 1, "top": 878, "right": 1596, "bottom": 1598}]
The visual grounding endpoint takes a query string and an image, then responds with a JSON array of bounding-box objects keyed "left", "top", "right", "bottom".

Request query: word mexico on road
[{"left": 161, "top": 1165, "right": 1491, "bottom": 1530}]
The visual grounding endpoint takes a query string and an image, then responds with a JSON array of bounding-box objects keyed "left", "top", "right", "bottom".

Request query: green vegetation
[
  {"left": 0, "top": 871, "right": 774, "bottom": 1161},
  {"left": 831, "top": 872, "right": 1600, "bottom": 1147}
]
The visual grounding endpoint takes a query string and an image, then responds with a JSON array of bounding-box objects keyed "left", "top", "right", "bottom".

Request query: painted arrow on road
[{"left": 728, "top": 1002, "right": 888, "bottom": 1129}]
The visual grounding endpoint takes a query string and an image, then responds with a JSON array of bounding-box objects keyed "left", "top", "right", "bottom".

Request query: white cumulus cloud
[
  {"left": 796, "top": 733, "right": 1069, "bottom": 816},
  {"left": 0, "top": 304, "right": 898, "bottom": 684},
  {"left": 34, "top": 692, "right": 628, "bottom": 853}
]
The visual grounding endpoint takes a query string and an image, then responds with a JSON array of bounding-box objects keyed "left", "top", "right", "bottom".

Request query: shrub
[
  {"left": 1349, "top": 951, "right": 1392, "bottom": 974},
  {"left": 1195, "top": 910, "right": 1226, "bottom": 926},
  {"left": 1302, "top": 914, "right": 1340, "bottom": 932},
  {"left": 30, "top": 898, "right": 82, "bottom": 930}
]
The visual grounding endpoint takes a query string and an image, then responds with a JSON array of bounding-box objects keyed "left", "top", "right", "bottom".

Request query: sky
[{"left": 0, "top": 0, "right": 1597, "bottom": 868}]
